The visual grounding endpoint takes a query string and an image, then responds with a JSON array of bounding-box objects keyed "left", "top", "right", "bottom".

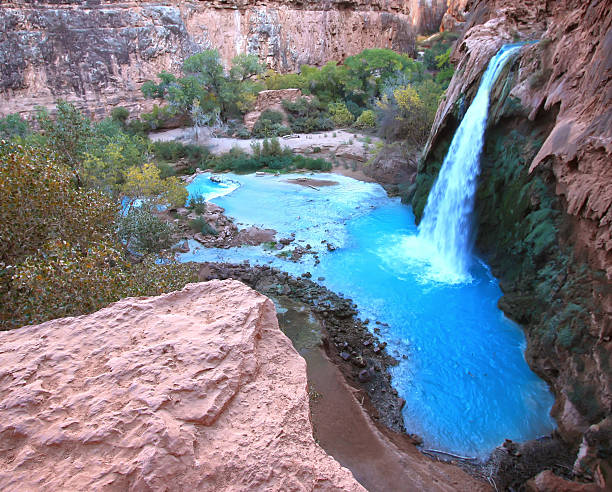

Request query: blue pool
[{"left": 181, "top": 172, "right": 555, "bottom": 458}]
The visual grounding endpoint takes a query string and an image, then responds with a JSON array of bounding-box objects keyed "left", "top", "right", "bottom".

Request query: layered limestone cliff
[
  {"left": 0, "top": 280, "right": 364, "bottom": 491},
  {"left": 410, "top": 0, "right": 611, "bottom": 474},
  {"left": 0, "top": 0, "right": 447, "bottom": 118}
]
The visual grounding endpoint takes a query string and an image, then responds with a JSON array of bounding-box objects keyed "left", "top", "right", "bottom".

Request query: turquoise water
[
  {"left": 181, "top": 172, "right": 555, "bottom": 458},
  {"left": 420, "top": 44, "right": 525, "bottom": 278}
]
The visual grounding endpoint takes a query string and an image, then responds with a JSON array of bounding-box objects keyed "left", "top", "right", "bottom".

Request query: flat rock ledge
[{"left": 0, "top": 280, "right": 364, "bottom": 491}]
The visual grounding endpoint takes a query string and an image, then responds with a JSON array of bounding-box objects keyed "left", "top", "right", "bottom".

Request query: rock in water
[{"left": 0, "top": 280, "right": 364, "bottom": 491}]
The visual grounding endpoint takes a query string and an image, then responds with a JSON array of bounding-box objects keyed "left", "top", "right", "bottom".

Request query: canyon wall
[
  {"left": 0, "top": 0, "right": 447, "bottom": 119},
  {"left": 0, "top": 279, "right": 364, "bottom": 491},
  {"left": 410, "top": 0, "right": 611, "bottom": 468}
]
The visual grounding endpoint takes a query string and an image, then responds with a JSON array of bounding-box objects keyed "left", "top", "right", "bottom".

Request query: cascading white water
[{"left": 418, "top": 44, "right": 524, "bottom": 278}]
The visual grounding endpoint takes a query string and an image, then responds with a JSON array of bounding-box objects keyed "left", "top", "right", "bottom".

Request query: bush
[
  {"left": 345, "top": 100, "right": 365, "bottom": 119},
  {"left": 292, "top": 155, "right": 332, "bottom": 171},
  {"left": 212, "top": 150, "right": 331, "bottom": 173},
  {"left": 188, "top": 196, "right": 207, "bottom": 214},
  {"left": 111, "top": 107, "right": 130, "bottom": 125},
  {"left": 422, "top": 33, "right": 458, "bottom": 70},
  {"left": 118, "top": 208, "right": 177, "bottom": 254},
  {"left": 189, "top": 217, "right": 217, "bottom": 235},
  {"left": 152, "top": 141, "right": 210, "bottom": 167},
  {"left": 328, "top": 102, "right": 355, "bottom": 127},
  {"left": 264, "top": 70, "right": 307, "bottom": 91},
  {"left": 260, "top": 110, "right": 283, "bottom": 124},
  {"left": 252, "top": 120, "right": 291, "bottom": 138},
  {"left": 233, "top": 125, "right": 251, "bottom": 139},
  {"left": 435, "top": 66, "right": 455, "bottom": 88},
  {"left": 282, "top": 97, "right": 334, "bottom": 133},
  {"left": 156, "top": 162, "right": 176, "bottom": 179},
  {"left": 0, "top": 131, "right": 199, "bottom": 330},
  {"left": 354, "top": 110, "right": 376, "bottom": 129},
  {"left": 122, "top": 163, "right": 188, "bottom": 209},
  {"left": 376, "top": 80, "right": 442, "bottom": 144},
  {"left": 252, "top": 110, "right": 291, "bottom": 138},
  {"left": 0, "top": 114, "right": 30, "bottom": 140},
  {"left": 140, "top": 104, "right": 177, "bottom": 130}
]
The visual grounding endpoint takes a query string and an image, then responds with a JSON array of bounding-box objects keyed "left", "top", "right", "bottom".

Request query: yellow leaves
[
  {"left": 393, "top": 85, "right": 424, "bottom": 114},
  {"left": 236, "top": 92, "right": 257, "bottom": 113},
  {"left": 122, "top": 162, "right": 188, "bottom": 208},
  {"left": 376, "top": 95, "right": 391, "bottom": 111}
]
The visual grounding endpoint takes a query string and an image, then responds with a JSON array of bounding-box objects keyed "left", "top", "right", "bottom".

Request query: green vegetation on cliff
[{"left": 136, "top": 45, "right": 454, "bottom": 142}]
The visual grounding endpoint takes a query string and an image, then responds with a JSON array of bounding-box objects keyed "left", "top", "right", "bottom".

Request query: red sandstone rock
[
  {"left": 0, "top": 0, "right": 448, "bottom": 119},
  {"left": 0, "top": 280, "right": 364, "bottom": 491},
  {"left": 525, "top": 470, "right": 604, "bottom": 492}
]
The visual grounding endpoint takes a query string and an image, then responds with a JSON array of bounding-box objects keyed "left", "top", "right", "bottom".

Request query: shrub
[
  {"left": 188, "top": 196, "right": 207, "bottom": 214},
  {"left": 36, "top": 100, "right": 94, "bottom": 181},
  {"left": 152, "top": 141, "right": 209, "bottom": 167},
  {"left": 264, "top": 70, "right": 308, "bottom": 91},
  {"left": 376, "top": 81, "right": 441, "bottom": 144},
  {"left": 282, "top": 97, "right": 334, "bottom": 133},
  {"left": 140, "top": 104, "right": 177, "bottom": 130},
  {"left": 252, "top": 120, "right": 291, "bottom": 138},
  {"left": 0, "top": 114, "right": 30, "bottom": 140},
  {"left": 260, "top": 110, "right": 283, "bottom": 124},
  {"left": 118, "top": 208, "right": 177, "bottom": 254},
  {"left": 234, "top": 125, "right": 251, "bottom": 139},
  {"left": 156, "top": 162, "right": 176, "bottom": 179},
  {"left": 0, "top": 137, "right": 199, "bottom": 330},
  {"left": 345, "top": 100, "right": 365, "bottom": 119},
  {"left": 422, "top": 33, "right": 458, "bottom": 70},
  {"left": 354, "top": 110, "right": 376, "bottom": 129},
  {"left": 328, "top": 102, "right": 355, "bottom": 127},
  {"left": 435, "top": 66, "right": 455, "bottom": 88},
  {"left": 292, "top": 155, "right": 332, "bottom": 171},
  {"left": 212, "top": 150, "right": 331, "bottom": 173},
  {"left": 111, "top": 107, "right": 130, "bottom": 125},
  {"left": 252, "top": 110, "right": 291, "bottom": 137},
  {"left": 189, "top": 217, "right": 217, "bottom": 235},
  {"left": 122, "top": 163, "right": 188, "bottom": 209}
]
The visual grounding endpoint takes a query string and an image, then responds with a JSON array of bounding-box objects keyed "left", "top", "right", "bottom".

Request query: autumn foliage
[{"left": 0, "top": 141, "right": 196, "bottom": 330}]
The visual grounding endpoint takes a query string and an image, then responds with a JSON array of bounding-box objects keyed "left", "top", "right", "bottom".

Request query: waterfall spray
[{"left": 418, "top": 44, "right": 524, "bottom": 278}]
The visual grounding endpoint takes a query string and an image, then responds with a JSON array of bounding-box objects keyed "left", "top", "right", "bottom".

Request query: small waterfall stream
[{"left": 418, "top": 44, "right": 524, "bottom": 278}]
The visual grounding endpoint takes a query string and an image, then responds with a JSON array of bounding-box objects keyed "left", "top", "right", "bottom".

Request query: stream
[{"left": 179, "top": 172, "right": 555, "bottom": 458}]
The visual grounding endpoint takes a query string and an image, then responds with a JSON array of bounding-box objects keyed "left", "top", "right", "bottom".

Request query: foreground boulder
[{"left": 0, "top": 280, "right": 363, "bottom": 491}]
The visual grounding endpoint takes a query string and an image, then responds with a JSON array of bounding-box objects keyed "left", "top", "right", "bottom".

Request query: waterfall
[{"left": 418, "top": 44, "right": 524, "bottom": 278}]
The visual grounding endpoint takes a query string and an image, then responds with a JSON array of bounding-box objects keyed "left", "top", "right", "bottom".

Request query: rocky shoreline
[
  {"left": 171, "top": 169, "right": 587, "bottom": 489},
  {"left": 195, "top": 261, "right": 582, "bottom": 490},
  {"left": 197, "top": 262, "right": 408, "bottom": 434}
]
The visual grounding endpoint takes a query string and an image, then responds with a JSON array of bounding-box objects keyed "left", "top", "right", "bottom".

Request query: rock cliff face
[
  {"left": 0, "top": 0, "right": 447, "bottom": 118},
  {"left": 410, "top": 0, "right": 611, "bottom": 467},
  {"left": 0, "top": 280, "right": 364, "bottom": 491}
]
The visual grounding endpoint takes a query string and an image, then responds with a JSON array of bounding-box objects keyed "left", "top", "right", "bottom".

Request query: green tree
[
  {"left": 118, "top": 207, "right": 177, "bottom": 254},
  {"left": 36, "top": 100, "right": 94, "bottom": 186},
  {"left": 122, "top": 162, "right": 188, "bottom": 209},
  {"left": 229, "top": 53, "right": 264, "bottom": 82},
  {"left": 328, "top": 102, "right": 355, "bottom": 127},
  {"left": 0, "top": 114, "right": 30, "bottom": 140},
  {"left": 183, "top": 50, "right": 226, "bottom": 104},
  {"left": 141, "top": 71, "right": 177, "bottom": 99}
]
